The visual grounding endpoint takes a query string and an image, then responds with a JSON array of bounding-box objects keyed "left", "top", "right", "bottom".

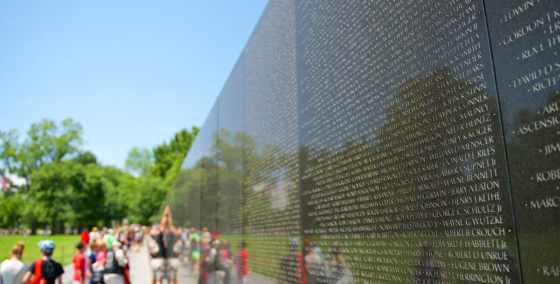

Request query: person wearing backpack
[
  {"left": 103, "top": 241, "right": 126, "bottom": 284},
  {"left": 22, "top": 240, "right": 64, "bottom": 284},
  {"left": 206, "top": 239, "right": 226, "bottom": 284}
]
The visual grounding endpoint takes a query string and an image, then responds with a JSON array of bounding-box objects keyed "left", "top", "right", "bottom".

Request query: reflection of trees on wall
[
  {"left": 167, "top": 129, "right": 300, "bottom": 234},
  {"left": 504, "top": 91, "right": 559, "bottom": 280},
  {"left": 299, "top": 67, "right": 515, "bottom": 282},
  {"left": 302, "top": 66, "right": 509, "bottom": 233},
  {"left": 507, "top": 91, "right": 560, "bottom": 230},
  {"left": 168, "top": 67, "right": 518, "bottom": 281},
  {"left": 243, "top": 133, "right": 300, "bottom": 235},
  {"left": 166, "top": 166, "right": 202, "bottom": 228},
  {"left": 215, "top": 129, "right": 244, "bottom": 234}
]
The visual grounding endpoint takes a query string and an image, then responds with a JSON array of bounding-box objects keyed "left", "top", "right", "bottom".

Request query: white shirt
[{"left": 0, "top": 258, "right": 28, "bottom": 284}]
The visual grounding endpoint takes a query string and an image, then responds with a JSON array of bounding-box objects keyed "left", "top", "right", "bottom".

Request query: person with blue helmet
[{"left": 22, "top": 240, "right": 64, "bottom": 284}]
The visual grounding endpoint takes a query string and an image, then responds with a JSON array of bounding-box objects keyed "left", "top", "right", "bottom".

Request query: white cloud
[{"left": 7, "top": 173, "right": 27, "bottom": 187}]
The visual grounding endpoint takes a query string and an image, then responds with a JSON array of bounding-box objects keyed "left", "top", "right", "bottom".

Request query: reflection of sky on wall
[
  {"left": 295, "top": 0, "right": 501, "bottom": 153},
  {"left": 181, "top": 102, "right": 218, "bottom": 169},
  {"left": 486, "top": 1, "right": 559, "bottom": 134},
  {"left": 218, "top": 55, "right": 245, "bottom": 140},
  {"left": 181, "top": 0, "right": 555, "bottom": 166}
]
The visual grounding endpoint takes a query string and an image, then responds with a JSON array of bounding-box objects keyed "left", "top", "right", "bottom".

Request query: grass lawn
[{"left": 0, "top": 235, "right": 81, "bottom": 266}]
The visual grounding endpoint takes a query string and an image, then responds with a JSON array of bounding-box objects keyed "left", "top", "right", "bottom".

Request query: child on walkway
[{"left": 72, "top": 242, "right": 87, "bottom": 284}]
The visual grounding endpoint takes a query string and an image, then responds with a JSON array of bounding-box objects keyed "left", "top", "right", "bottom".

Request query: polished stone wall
[{"left": 168, "top": 0, "right": 560, "bottom": 282}]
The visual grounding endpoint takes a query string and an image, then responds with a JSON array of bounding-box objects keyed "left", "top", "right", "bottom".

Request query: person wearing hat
[
  {"left": 22, "top": 240, "right": 64, "bottom": 284},
  {"left": 89, "top": 227, "right": 100, "bottom": 241}
]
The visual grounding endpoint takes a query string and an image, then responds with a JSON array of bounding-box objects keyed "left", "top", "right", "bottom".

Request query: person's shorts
[
  {"left": 103, "top": 274, "right": 124, "bottom": 284},
  {"left": 191, "top": 251, "right": 200, "bottom": 261},
  {"left": 166, "top": 258, "right": 180, "bottom": 280},
  {"left": 151, "top": 258, "right": 165, "bottom": 280}
]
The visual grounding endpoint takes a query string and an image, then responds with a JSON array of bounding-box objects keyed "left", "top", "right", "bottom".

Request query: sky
[{"left": 0, "top": 0, "right": 269, "bottom": 169}]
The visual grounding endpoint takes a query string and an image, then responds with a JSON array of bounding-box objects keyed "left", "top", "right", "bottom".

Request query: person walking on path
[
  {"left": 206, "top": 239, "right": 226, "bottom": 284},
  {"left": 150, "top": 205, "right": 179, "bottom": 284},
  {"left": 91, "top": 239, "right": 107, "bottom": 284},
  {"left": 103, "top": 241, "right": 127, "bottom": 284},
  {"left": 81, "top": 230, "right": 90, "bottom": 246},
  {"left": 86, "top": 240, "right": 99, "bottom": 284},
  {"left": 23, "top": 240, "right": 64, "bottom": 284},
  {"left": 72, "top": 242, "right": 87, "bottom": 284},
  {"left": 0, "top": 241, "right": 28, "bottom": 284}
]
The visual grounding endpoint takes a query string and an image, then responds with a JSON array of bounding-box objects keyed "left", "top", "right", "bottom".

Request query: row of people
[
  {"left": 0, "top": 240, "right": 64, "bottom": 284},
  {"left": 0, "top": 224, "right": 146, "bottom": 284},
  {"left": 148, "top": 206, "right": 248, "bottom": 284}
]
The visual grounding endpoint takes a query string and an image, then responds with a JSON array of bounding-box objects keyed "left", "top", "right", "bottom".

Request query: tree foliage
[
  {"left": 0, "top": 118, "right": 82, "bottom": 193},
  {"left": 0, "top": 119, "right": 198, "bottom": 232}
]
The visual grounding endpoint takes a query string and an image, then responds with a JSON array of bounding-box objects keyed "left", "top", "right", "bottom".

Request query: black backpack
[
  {"left": 105, "top": 250, "right": 124, "bottom": 275},
  {"left": 207, "top": 248, "right": 225, "bottom": 272}
]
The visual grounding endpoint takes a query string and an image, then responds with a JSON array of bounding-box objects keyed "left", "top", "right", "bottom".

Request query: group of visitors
[
  {"left": 2, "top": 204, "right": 255, "bottom": 284},
  {"left": 80, "top": 225, "right": 146, "bottom": 284},
  {"left": 0, "top": 239, "right": 66, "bottom": 284},
  {"left": 0, "top": 225, "right": 146, "bottom": 284},
  {"left": 0, "top": 239, "right": 65, "bottom": 284},
  {"left": 148, "top": 206, "right": 248, "bottom": 284},
  {"left": 279, "top": 237, "right": 353, "bottom": 284}
]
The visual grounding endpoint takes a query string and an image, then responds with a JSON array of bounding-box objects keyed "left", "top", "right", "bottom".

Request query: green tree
[
  {"left": 123, "top": 177, "right": 166, "bottom": 224},
  {"left": 152, "top": 126, "right": 199, "bottom": 179},
  {"left": 0, "top": 118, "right": 83, "bottom": 193},
  {"left": 124, "top": 147, "right": 153, "bottom": 177},
  {"left": 0, "top": 192, "right": 24, "bottom": 229}
]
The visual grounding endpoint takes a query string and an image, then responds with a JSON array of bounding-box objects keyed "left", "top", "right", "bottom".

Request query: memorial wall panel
[
  {"left": 168, "top": 0, "right": 560, "bottom": 283},
  {"left": 486, "top": 1, "right": 560, "bottom": 282},
  {"left": 295, "top": 0, "right": 519, "bottom": 282},
  {"left": 243, "top": 0, "right": 299, "bottom": 280},
  {"left": 216, "top": 60, "right": 245, "bottom": 236},
  {"left": 196, "top": 104, "right": 219, "bottom": 232},
  {"left": 168, "top": 139, "right": 203, "bottom": 230}
]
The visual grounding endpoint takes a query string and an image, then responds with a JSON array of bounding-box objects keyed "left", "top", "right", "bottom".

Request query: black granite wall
[{"left": 168, "top": 0, "right": 560, "bottom": 282}]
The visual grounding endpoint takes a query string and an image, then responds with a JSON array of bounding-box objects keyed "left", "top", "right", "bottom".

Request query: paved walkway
[
  {"left": 62, "top": 263, "right": 73, "bottom": 284},
  {"left": 129, "top": 246, "right": 196, "bottom": 284}
]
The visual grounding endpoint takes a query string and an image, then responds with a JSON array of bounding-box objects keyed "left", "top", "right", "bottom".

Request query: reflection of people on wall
[
  {"left": 304, "top": 239, "right": 328, "bottom": 284},
  {"left": 494, "top": 246, "right": 521, "bottom": 284},
  {"left": 220, "top": 241, "right": 233, "bottom": 284},
  {"left": 206, "top": 239, "right": 227, "bottom": 284},
  {"left": 413, "top": 243, "right": 446, "bottom": 284},
  {"left": 199, "top": 234, "right": 212, "bottom": 283},
  {"left": 279, "top": 238, "right": 304, "bottom": 284},
  {"left": 234, "top": 241, "right": 248, "bottom": 284},
  {"left": 190, "top": 239, "right": 200, "bottom": 278},
  {"left": 327, "top": 245, "right": 353, "bottom": 284}
]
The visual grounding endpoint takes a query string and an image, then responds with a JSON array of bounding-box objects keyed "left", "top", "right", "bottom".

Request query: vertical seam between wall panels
[
  {"left": 242, "top": 52, "right": 247, "bottom": 240},
  {"left": 216, "top": 99, "right": 220, "bottom": 233},
  {"left": 481, "top": 0, "right": 524, "bottom": 282},
  {"left": 293, "top": 0, "right": 306, "bottom": 259}
]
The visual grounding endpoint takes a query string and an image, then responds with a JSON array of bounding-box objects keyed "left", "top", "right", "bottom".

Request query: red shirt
[
  {"left": 96, "top": 250, "right": 106, "bottom": 262},
  {"left": 236, "top": 250, "right": 248, "bottom": 276},
  {"left": 72, "top": 251, "right": 86, "bottom": 281},
  {"left": 80, "top": 231, "right": 90, "bottom": 244}
]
